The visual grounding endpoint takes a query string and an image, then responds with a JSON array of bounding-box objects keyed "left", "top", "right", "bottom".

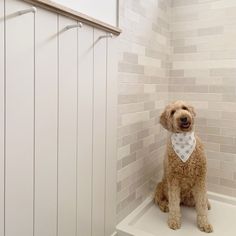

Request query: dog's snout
[{"left": 180, "top": 117, "right": 188, "bottom": 123}]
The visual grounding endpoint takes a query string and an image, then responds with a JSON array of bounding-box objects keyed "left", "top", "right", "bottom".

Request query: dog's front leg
[
  {"left": 167, "top": 178, "right": 181, "bottom": 230},
  {"left": 193, "top": 179, "right": 213, "bottom": 233}
]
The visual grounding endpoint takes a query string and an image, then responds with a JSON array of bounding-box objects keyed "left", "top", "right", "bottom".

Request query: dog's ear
[
  {"left": 160, "top": 110, "right": 168, "bottom": 129},
  {"left": 188, "top": 105, "right": 196, "bottom": 117}
]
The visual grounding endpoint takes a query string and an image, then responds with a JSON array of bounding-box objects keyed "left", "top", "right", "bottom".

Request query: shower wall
[
  {"left": 117, "top": 0, "right": 171, "bottom": 222},
  {"left": 170, "top": 0, "right": 236, "bottom": 197},
  {"left": 117, "top": 0, "right": 236, "bottom": 223}
]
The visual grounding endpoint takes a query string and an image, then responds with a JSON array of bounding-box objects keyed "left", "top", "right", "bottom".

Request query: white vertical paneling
[
  {"left": 34, "top": 8, "right": 57, "bottom": 236},
  {"left": 0, "top": 1, "right": 4, "bottom": 236},
  {"left": 5, "top": 0, "right": 34, "bottom": 236},
  {"left": 58, "top": 16, "right": 77, "bottom": 236},
  {"left": 77, "top": 24, "right": 93, "bottom": 236},
  {"left": 105, "top": 35, "right": 118, "bottom": 236},
  {"left": 92, "top": 29, "right": 107, "bottom": 236},
  {"left": 2, "top": 1, "right": 118, "bottom": 234}
]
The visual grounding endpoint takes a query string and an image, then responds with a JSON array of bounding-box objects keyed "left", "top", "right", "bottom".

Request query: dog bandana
[{"left": 171, "top": 132, "right": 196, "bottom": 162}]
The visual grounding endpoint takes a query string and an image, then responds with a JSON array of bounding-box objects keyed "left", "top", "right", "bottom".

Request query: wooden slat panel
[
  {"left": 58, "top": 15, "right": 77, "bottom": 236},
  {"left": 105, "top": 34, "right": 118, "bottom": 236},
  {"left": 0, "top": 1, "right": 5, "bottom": 236},
  {"left": 5, "top": 1, "right": 34, "bottom": 235},
  {"left": 34, "top": 8, "right": 57, "bottom": 236},
  {"left": 77, "top": 24, "right": 93, "bottom": 236},
  {"left": 92, "top": 29, "right": 107, "bottom": 236}
]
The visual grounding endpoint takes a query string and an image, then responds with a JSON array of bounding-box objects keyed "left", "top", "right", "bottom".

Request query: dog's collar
[{"left": 171, "top": 131, "right": 196, "bottom": 162}]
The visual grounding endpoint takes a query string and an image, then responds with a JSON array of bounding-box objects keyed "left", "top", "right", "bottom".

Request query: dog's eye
[
  {"left": 171, "top": 110, "right": 175, "bottom": 116},
  {"left": 182, "top": 106, "right": 188, "bottom": 110}
]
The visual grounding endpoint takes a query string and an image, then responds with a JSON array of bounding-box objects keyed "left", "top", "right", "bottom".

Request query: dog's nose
[{"left": 180, "top": 117, "right": 188, "bottom": 123}]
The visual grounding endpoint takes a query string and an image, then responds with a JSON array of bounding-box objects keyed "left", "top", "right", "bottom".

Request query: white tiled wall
[
  {"left": 170, "top": 0, "right": 236, "bottom": 198},
  {"left": 117, "top": 0, "right": 171, "bottom": 222},
  {"left": 117, "top": 0, "right": 236, "bottom": 222}
]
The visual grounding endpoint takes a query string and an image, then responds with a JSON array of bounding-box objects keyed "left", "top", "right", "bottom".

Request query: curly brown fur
[{"left": 154, "top": 101, "right": 213, "bottom": 233}]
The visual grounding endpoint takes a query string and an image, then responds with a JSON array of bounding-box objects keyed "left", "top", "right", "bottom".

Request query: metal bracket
[
  {"left": 65, "top": 22, "right": 83, "bottom": 30},
  {"left": 99, "top": 33, "right": 114, "bottom": 39},
  {"left": 17, "top": 6, "right": 37, "bottom": 15}
]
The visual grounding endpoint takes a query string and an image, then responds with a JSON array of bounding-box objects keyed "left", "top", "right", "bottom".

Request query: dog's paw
[
  {"left": 160, "top": 203, "right": 169, "bottom": 212},
  {"left": 198, "top": 223, "right": 213, "bottom": 233},
  {"left": 197, "top": 216, "right": 213, "bottom": 233},
  {"left": 168, "top": 216, "right": 181, "bottom": 230}
]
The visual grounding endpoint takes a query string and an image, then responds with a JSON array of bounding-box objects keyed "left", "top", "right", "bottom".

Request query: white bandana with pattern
[{"left": 171, "top": 131, "right": 196, "bottom": 162}]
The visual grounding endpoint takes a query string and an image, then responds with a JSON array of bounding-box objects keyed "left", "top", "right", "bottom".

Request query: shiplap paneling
[
  {"left": 77, "top": 24, "right": 93, "bottom": 236},
  {"left": 105, "top": 35, "right": 118, "bottom": 236},
  {"left": 34, "top": 8, "right": 58, "bottom": 236},
  {"left": 92, "top": 29, "right": 107, "bottom": 236},
  {"left": 1, "top": 1, "right": 118, "bottom": 235},
  {"left": 0, "top": 1, "right": 4, "bottom": 236},
  {"left": 58, "top": 15, "right": 78, "bottom": 236},
  {"left": 5, "top": 0, "right": 34, "bottom": 235}
]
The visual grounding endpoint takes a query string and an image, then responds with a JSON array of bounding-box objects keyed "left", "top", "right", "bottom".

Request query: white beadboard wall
[{"left": 0, "top": 0, "right": 117, "bottom": 236}]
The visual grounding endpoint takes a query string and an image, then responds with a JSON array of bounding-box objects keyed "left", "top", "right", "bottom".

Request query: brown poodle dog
[{"left": 154, "top": 100, "right": 213, "bottom": 233}]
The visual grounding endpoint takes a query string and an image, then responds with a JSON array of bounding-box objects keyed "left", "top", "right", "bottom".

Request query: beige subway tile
[
  {"left": 118, "top": 62, "right": 144, "bottom": 74},
  {"left": 119, "top": 83, "right": 144, "bottom": 95},
  {"left": 204, "top": 142, "right": 220, "bottom": 152},
  {"left": 198, "top": 26, "right": 224, "bottom": 36},
  {"left": 208, "top": 159, "right": 220, "bottom": 169},
  {"left": 172, "top": 0, "right": 199, "bottom": 8},
  {"left": 210, "top": 50, "right": 236, "bottom": 60},
  {"left": 169, "top": 69, "right": 185, "bottom": 77},
  {"left": 220, "top": 145, "right": 236, "bottom": 154},
  {"left": 119, "top": 103, "right": 144, "bottom": 115},
  {"left": 118, "top": 126, "right": 130, "bottom": 139},
  {"left": 220, "top": 178, "right": 236, "bottom": 189},
  {"left": 221, "top": 111, "right": 236, "bottom": 120},
  {"left": 118, "top": 73, "right": 144, "bottom": 84},
  {"left": 122, "top": 153, "right": 136, "bottom": 168},
  {"left": 209, "top": 85, "right": 235, "bottom": 93},
  {"left": 184, "top": 85, "right": 208, "bottom": 93},
  {"left": 171, "top": 29, "right": 198, "bottom": 39},
  {"left": 172, "top": 12, "right": 198, "bottom": 22},
  {"left": 221, "top": 161, "right": 236, "bottom": 172},
  {"left": 222, "top": 94, "right": 236, "bottom": 102},
  {"left": 137, "top": 129, "right": 149, "bottom": 139},
  {"left": 210, "top": 68, "right": 236, "bottom": 77},
  {"left": 117, "top": 187, "right": 129, "bottom": 203},
  {"left": 169, "top": 77, "right": 196, "bottom": 84},
  {"left": 144, "top": 101, "right": 155, "bottom": 110},
  {"left": 207, "top": 175, "right": 220, "bottom": 185},
  {"left": 174, "top": 45, "right": 197, "bottom": 54},
  {"left": 221, "top": 127, "right": 236, "bottom": 137},
  {"left": 195, "top": 126, "right": 220, "bottom": 135},
  {"left": 138, "top": 56, "right": 161, "bottom": 67},
  {"left": 121, "top": 129, "right": 139, "bottom": 143},
  {"left": 144, "top": 84, "right": 156, "bottom": 93},
  {"left": 207, "top": 135, "right": 234, "bottom": 145},
  {"left": 118, "top": 145, "right": 131, "bottom": 160},
  {"left": 118, "top": 94, "right": 143, "bottom": 104},
  {"left": 143, "top": 135, "right": 155, "bottom": 147},
  {"left": 207, "top": 183, "right": 233, "bottom": 196},
  {"left": 123, "top": 52, "right": 138, "bottom": 64},
  {"left": 130, "top": 140, "right": 143, "bottom": 153}
]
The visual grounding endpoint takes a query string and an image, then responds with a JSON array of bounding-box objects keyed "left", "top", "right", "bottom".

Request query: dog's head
[{"left": 160, "top": 100, "right": 196, "bottom": 133}]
